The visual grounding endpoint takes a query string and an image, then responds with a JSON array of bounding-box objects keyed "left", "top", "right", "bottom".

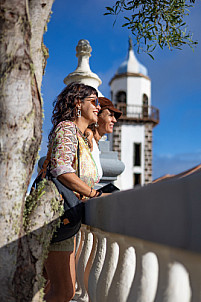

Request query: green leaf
[
  {"left": 104, "top": 0, "right": 197, "bottom": 56},
  {"left": 105, "top": 7, "right": 113, "bottom": 11},
  {"left": 148, "top": 53, "right": 155, "bottom": 60}
]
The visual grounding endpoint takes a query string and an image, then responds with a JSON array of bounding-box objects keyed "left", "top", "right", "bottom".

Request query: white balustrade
[
  {"left": 73, "top": 169, "right": 201, "bottom": 301},
  {"left": 73, "top": 225, "right": 201, "bottom": 302}
]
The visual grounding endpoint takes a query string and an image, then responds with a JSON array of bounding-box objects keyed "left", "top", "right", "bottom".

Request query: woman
[
  {"left": 85, "top": 97, "right": 122, "bottom": 178},
  {"left": 44, "top": 82, "right": 104, "bottom": 302}
]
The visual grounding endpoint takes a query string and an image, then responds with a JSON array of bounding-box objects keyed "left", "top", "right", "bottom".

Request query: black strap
[
  {"left": 77, "top": 135, "right": 80, "bottom": 178},
  {"left": 76, "top": 132, "right": 82, "bottom": 198}
]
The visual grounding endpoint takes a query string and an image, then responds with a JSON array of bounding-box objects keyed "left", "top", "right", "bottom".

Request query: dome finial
[
  {"left": 129, "top": 36, "right": 133, "bottom": 50},
  {"left": 63, "top": 39, "right": 103, "bottom": 95}
]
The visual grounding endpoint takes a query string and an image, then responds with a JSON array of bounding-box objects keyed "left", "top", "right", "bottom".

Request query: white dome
[{"left": 116, "top": 39, "right": 148, "bottom": 76}]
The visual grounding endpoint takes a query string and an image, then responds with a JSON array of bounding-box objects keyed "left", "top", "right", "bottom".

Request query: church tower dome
[{"left": 116, "top": 37, "right": 148, "bottom": 76}]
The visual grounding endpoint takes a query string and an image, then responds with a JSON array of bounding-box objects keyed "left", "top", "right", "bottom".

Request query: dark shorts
[{"left": 48, "top": 236, "right": 75, "bottom": 252}]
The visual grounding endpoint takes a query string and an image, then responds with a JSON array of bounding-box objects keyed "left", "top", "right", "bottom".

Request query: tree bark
[
  {"left": 13, "top": 179, "right": 63, "bottom": 302},
  {"left": 0, "top": 0, "right": 55, "bottom": 300}
]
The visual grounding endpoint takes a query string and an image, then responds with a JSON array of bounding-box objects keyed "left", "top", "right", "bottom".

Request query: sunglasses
[{"left": 84, "top": 97, "right": 100, "bottom": 107}]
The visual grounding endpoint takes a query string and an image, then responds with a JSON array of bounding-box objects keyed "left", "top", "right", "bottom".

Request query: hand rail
[
  {"left": 117, "top": 103, "right": 159, "bottom": 124},
  {"left": 73, "top": 169, "right": 201, "bottom": 301}
]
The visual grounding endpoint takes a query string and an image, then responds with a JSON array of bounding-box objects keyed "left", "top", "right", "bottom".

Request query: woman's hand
[{"left": 101, "top": 193, "right": 111, "bottom": 197}]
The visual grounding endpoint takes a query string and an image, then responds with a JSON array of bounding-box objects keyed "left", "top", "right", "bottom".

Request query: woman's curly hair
[{"left": 48, "top": 82, "right": 98, "bottom": 141}]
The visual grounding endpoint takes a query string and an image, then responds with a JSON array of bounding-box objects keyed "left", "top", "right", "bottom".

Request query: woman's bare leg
[{"left": 44, "top": 249, "right": 76, "bottom": 302}]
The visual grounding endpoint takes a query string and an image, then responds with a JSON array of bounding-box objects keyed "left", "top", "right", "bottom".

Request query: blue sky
[{"left": 38, "top": 0, "right": 201, "bottom": 180}]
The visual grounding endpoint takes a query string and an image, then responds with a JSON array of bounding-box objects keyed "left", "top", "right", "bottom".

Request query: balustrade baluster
[
  {"left": 107, "top": 238, "right": 136, "bottom": 302},
  {"left": 164, "top": 263, "right": 191, "bottom": 302},
  {"left": 88, "top": 232, "right": 107, "bottom": 302},
  {"left": 84, "top": 232, "right": 98, "bottom": 302},
  {"left": 137, "top": 252, "right": 159, "bottom": 302},
  {"left": 74, "top": 230, "right": 84, "bottom": 300},
  {"left": 76, "top": 228, "right": 93, "bottom": 302},
  {"left": 126, "top": 247, "right": 158, "bottom": 302},
  {"left": 74, "top": 231, "right": 82, "bottom": 300},
  {"left": 96, "top": 235, "right": 120, "bottom": 302}
]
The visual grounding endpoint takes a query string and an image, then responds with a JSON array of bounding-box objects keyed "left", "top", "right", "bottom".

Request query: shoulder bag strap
[
  {"left": 76, "top": 129, "right": 83, "bottom": 199},
  {"left": 40, "top": 147, "right": 52, "bottom": 179},
  {"left": 77, "top": 135, "right": 80, "bottom": 178}
]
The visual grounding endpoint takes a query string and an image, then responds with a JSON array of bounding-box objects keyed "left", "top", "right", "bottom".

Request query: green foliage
[
  {"left": 105, "top": 0, "right": 198, "bottom": 57},
  {"left": 23, "top": 179, "right": 47, "bottom": 230},
  {"left": 23, "top": 178, "right": 63, "bottom": 232}
]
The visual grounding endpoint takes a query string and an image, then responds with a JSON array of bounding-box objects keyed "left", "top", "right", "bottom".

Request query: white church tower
[{"left": 110, "top": 38, "right": 159, "bottom": 190}]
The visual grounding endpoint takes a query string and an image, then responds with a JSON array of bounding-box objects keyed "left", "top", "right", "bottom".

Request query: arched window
[
  {"left": 116, "top": 91, "right": 127, "bottom": 115},
  {"left": 116, "top": 91, "right": 126, "bottom": 104},
  {"left": 142, "top": 94, "right": 148, "bottom": 118}
]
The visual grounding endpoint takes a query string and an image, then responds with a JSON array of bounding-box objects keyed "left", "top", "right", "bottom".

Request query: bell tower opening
[
  {"left": 116, "top": 91, "right": 126, "bottom": 103},
  {"left": 116, "top": 91, "right": 127, "bottom": 115}
]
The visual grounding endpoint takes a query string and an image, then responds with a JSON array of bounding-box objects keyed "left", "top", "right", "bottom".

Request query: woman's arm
[
  {"left": 58, "top": 172, "right": 97, "bottom": 199},
  {"left": 51, "top": 122, "right": 108, "bottom": 198},
  {"left": 58, "top": 173, "right": 109, "bottom": 199}
]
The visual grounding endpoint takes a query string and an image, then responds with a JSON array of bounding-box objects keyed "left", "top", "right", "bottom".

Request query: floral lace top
[{"left": 50, "top": 120, "right": 99, "bottom": 188}]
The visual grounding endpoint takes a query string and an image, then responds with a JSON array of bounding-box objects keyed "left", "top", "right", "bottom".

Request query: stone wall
[
  {"left": 144, "top": 123, "right": 153, "bottom": 184},
  {"left": 112, "top": 122, "right": 122, "bottom": 160},
  {"left": 113, "top": 120, "right": 154, "bottom": 186}
]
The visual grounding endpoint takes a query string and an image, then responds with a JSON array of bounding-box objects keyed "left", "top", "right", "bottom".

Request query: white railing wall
[{"left": 74, "top": 169, "right": 201, "bottom": 302}]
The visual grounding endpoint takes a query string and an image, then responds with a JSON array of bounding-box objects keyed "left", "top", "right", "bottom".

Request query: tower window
[
  {"left": 116, "top": 91, "right": 126, "bottom": 103},
  {"left": 116, "top": 91, "right": 127, "bottom": 115},
  {"left": 133, "top": 143, "right": 141, "bottom": 166},
  {"left": 133, "top": 173, "right": 141, "bottom": 186}
]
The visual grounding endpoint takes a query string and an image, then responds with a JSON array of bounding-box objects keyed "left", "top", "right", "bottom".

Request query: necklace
[{"left": 76, "top": 126, "right": 89, "bottom": 146}]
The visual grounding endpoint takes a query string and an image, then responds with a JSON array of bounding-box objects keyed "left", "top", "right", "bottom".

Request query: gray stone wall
[
  {"left": 85, "top": 168, "right": 201, "bottom": 253},
  {"left": 144, "top": 123, "right": 153, "bottom": 184},
  {"left": 113, "top": 121, "right": 154, "bottom": 186},
  {"left": 112, "top": 123, "right": 122, "bottom": 160}
]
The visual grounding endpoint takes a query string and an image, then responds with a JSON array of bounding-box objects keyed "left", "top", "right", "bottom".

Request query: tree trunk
[
  {"left": 13, "top": 179, "right": 63, "bottom": 302},
  {"left": 0, "top": 0, "right": 55, "bottom": 300}
]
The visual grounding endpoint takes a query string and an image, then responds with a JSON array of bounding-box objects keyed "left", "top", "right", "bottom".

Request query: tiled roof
[{"left": 152, "top": 164, "right": 201, "bottom": 183}]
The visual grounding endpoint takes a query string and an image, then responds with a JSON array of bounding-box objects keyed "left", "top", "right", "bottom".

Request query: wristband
[
  {"left": 89, "top": 188, "right": 97, "bottom": 198},
  {"left": 89, "top": 187, "right": 93, "bottom": 198},
  {"left": 89, "top": 189, "right": 103, "bottom": 198}
]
